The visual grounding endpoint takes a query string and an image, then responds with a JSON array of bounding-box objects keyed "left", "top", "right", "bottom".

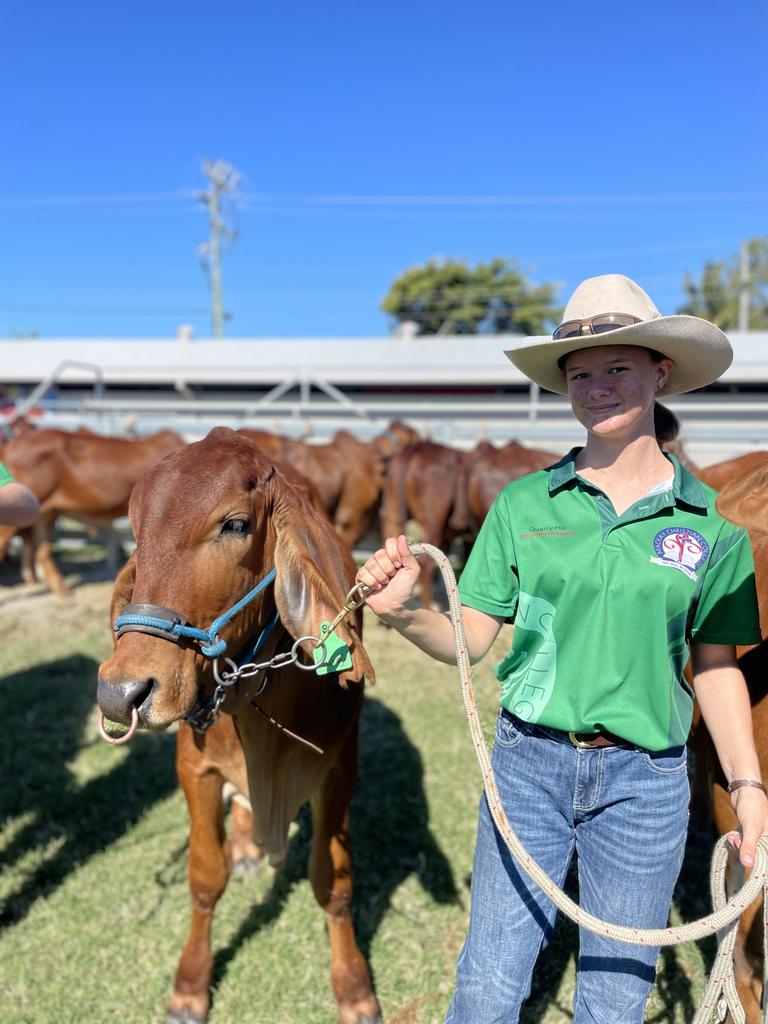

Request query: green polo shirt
[
  {"left": 0, "top": 462, "right": 14, "bottom": 488},
  {"left": 458, "top": 449, "right": 761, "bottom": 751}
]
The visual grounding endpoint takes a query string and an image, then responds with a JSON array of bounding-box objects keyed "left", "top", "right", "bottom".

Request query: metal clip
[{"left": 321, "top": 583, "right": 372, "bottom": 640}]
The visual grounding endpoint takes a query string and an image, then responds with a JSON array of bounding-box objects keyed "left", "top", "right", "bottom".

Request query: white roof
[{"left": 1, "top": 332, "right": 767, "bottom": 387}]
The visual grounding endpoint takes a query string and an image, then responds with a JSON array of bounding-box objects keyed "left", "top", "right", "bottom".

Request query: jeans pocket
[
  {"left": 494, "top": 711, "right": 525, "bottom": 748},
  {"left": 642, "top": 745, "right": 688, "bottom": 775}
]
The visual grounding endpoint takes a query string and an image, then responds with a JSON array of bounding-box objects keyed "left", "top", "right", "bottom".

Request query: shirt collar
[{"left": 547, "top": 447, "right": 708, "bottom": 510}]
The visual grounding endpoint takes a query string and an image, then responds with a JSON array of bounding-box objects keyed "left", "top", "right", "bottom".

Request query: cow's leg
[
  {"left": 32, "top": 514, "right": 70, "bottom": 595},
  {"left": 167, "top": 743, "right": 229, "bottom": 1024},
  {"left": 310, "top": 739, "right": 381, "bottom": 1024},
  {"left": 417, "top": 517, "right": 450, "bottom": 611},
  {"left": 224, "top": 786, "right": 263, "bottom": 874},
  {"left": 0, "top": 523, "right": 16, "bottom": 565},
  {"left": 19, "top": 527, "right": 37, "bottom": 583}
]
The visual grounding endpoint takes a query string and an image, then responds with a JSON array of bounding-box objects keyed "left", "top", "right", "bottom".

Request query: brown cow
[
  {"left": 369, "top": 419, "right": 421, "bottom": 460},
  {"left": 237, "top": 428, "right": 380, "bottom": 547},
  {"left": 660, "top": 441, "right": 768, "bottom": 493},
  {"left": 693, "top": 464, "right": 768, "bottom": 1023},
  {"left": 466, "top": 441, "right": 562, "bottom": 530},
  {"left": 0, "top": 427, "right": 185, "bottom": 595},
  {"left": 233, "top": 428, "right": 289, "bottom": 461},
  {"left": 380, "top": 439, "right": 562, "bottom": 609},
  {"left": 697, "top": 451, "right": 768, "bottom": 492},
  {"left": 96, "top": 428, "right": 381, "bottom": 1024},
  {"left": 380, "top": 440, "right": 474, "bottom": 610},
  {"left": 238, "top": 422, "right": 418, "bottom": 549}
]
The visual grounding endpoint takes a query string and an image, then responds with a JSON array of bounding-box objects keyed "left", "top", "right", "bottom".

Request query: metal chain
[
  {"left": 188, "top": 626, "right": 335, "bottom": 733},
  {"left": 208, "top": 583, "right": 368, "bottom": 693},
  {"left": 189, "top": 593, "right": 369, "bottom": 734},
  {"left": 213, "top": 632, "right": 329, "bottom": 688}
]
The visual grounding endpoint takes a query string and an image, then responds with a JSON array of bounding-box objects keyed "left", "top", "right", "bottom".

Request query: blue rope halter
[{"left": 113, "top": 567, "right": 278, "bottom": 658}]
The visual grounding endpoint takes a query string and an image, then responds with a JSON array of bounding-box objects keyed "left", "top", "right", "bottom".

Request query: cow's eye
[{"left": 221, "top": 518, "right": 251, "bottom": 537}]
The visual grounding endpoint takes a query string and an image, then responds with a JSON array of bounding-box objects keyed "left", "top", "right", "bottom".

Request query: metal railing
[{"left": 5, "top": 364, "right": 768, "bottom": 461}]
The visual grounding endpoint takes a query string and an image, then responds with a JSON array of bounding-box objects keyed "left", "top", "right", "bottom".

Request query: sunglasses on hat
[{"left": 552, "top": 312, "right": 642, "bottom": 341}]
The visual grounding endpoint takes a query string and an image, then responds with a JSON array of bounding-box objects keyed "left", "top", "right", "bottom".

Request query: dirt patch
[{"left": 0, "top": 562, "right": 114, "bottom": 644}]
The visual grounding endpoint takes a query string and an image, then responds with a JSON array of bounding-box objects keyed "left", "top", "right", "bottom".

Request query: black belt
[{"left": 500, "top": 707, "right": 635, "bottom": 750}]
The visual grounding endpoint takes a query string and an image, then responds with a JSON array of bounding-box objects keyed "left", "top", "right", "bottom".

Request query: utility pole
[
  {"left": 738, "top": 239, "right": 751, "bottom": 332},
  {"left": 197, "top": 160, "right": 240, "bottom": 338}
]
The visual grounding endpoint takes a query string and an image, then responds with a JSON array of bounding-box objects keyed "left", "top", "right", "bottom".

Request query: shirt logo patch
[{"left": 649, "top": 527, "right": 709, "bottom": 581}]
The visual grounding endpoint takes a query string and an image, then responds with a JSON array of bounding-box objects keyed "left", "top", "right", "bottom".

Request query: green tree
[
  {"left": 677, "top": 238, "right": 768, "bottom": 330},
  {"left": 381, "top": 258, "right": 560, "bottom": 335}
]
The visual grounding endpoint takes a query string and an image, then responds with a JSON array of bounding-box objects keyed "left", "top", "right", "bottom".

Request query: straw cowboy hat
[{"left": 504, "top": 273, "right": 732, "bottom": 396}]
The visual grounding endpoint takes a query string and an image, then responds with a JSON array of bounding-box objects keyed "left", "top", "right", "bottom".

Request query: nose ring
[{"left": 98, "top": 706, "right": 140, "bottom": 745}]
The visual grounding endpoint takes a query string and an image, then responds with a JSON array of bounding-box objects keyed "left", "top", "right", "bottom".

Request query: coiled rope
[{"left": 408, "top": 542, "right": 768, "bottom": 1024}]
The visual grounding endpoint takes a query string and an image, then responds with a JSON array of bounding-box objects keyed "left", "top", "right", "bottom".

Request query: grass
[{"left": 0, "top": 560, "right": 721, "bottom": 1024}]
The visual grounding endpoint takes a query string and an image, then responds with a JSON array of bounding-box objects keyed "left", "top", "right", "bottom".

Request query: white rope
[{"left": 408, "top": 541, "right": 768, "bottom": 1022}]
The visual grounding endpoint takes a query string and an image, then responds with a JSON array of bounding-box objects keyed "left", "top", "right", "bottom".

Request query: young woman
[{"left": 356, "top": 274, "right": 768, "bottom": 1024}]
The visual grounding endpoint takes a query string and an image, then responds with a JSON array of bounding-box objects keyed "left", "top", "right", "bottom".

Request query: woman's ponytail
[{"left": 654, "top": 401, "right": 680, "bottom": 444}]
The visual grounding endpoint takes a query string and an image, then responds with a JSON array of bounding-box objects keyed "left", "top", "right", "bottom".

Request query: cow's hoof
[
  {"left": 166, "top": 1010, "right": 206, "bottom": 1024},
  {"left": 356, "top": 1016, "right": 383, "bottom": 1024},
  {"left": 231, "top": 854, "right": 262, "bottom": 876}
]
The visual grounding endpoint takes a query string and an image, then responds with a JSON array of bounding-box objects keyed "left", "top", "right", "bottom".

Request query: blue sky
[{"left": 2, "top": 0, "right": 766, "bottom": 339}]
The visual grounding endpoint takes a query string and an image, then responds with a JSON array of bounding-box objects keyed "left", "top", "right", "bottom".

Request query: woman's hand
[
  {"left": 356, "top": 535, "right": 420, "bottom": 617},
  {"left": 726, "top": 787, "right": 768, "bottom": 868}
]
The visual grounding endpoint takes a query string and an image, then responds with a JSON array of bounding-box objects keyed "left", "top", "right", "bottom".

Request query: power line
[
  {"left": 0, "top": 190, "right": 765, "bottom": 209},
  {"left": 0, "top": 191, "right": 196, "bottom": 208},
  {"left": 533, "top": 238, "right": 742, "bottom": 264},
  {"left": 0, "top": 302, "right": 209, "bottom": 316},
  {"left": 239, "top": 191, "right": 768, "bottom": 207}
]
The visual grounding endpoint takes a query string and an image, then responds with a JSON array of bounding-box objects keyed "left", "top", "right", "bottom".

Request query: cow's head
[{"left": 96, "top": 428, "right": 373, "bottom": 732}]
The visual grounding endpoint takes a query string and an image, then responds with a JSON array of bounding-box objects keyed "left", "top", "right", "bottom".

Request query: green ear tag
[{"left": 313, "top": 622, "right": 353, "bottom": 676}]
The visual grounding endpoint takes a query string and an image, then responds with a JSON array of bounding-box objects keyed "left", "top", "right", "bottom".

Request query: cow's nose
[{"left": 96, "top": 676, "right": 154, "bottom": 725}]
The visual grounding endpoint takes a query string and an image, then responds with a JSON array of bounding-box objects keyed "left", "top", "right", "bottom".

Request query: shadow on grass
[
  {"left": 0, "top": 538, "right": 127, "bottom": 593},
  {"left": 0, "top": 653, "right": 177, "bottom": 928},
  {"left": 210, "top": 694, "right": 458, "bottom": 993},
  {"left": 352, "top": 696, "right": 460, "bottom": 952}
]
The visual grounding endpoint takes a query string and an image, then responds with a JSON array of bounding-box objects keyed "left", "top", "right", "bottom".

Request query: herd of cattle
[
  {"left": 5, "top": 419, "right": 768, "bottom": 1022},
  {"left": 0, "top": 418, "right": 557, "bottom": 599}
]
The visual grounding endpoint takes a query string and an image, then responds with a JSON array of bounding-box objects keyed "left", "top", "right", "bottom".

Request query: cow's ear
[
  {"left": 271, "top": 492, "right": 374, "bottom": 687},
  {"left": 716, "top": 465, "right": 768, "bottom": 534},
  {"left": 127, "top": 474, "right": 146, "bottom": 534},
  {"left": 110, "top": 554, "right": 137, "bottom": 644}
]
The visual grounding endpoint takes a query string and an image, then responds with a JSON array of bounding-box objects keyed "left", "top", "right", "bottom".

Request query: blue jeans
[{"left": 445, "top": 712, "right": 690, "bottom": 1024}]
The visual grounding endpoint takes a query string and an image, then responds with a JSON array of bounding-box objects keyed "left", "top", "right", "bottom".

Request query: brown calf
[
  {"left": 96, "top": 428, "right": 381, "bottom": 1024},
  {"left": 380, "top": 440, "right": 473, "bottom": 610},
  {"left": 0, "top": 427, "right": 185, "bottom": 594},
  {"left": 466, "top": 441, "right": 562, "bottom": 531},
  {"left": 238, "top": 423, "right": 418, "bottom": 549}
]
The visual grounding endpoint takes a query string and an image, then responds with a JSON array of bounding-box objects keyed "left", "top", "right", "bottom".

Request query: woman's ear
[
  {"left": 271, "top": 492, "right": 374, "bottom": 687},
  {"left": 656, "top": 357, "right": 674, "bottom": 392}
]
